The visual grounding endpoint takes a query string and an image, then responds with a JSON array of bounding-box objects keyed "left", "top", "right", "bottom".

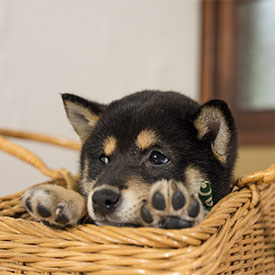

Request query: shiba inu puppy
[{"left": 22, "top": 91, "right": 237, "bottom": 229}]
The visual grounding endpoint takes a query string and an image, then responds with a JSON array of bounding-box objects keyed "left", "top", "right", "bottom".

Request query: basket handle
[
  {"left": 0, "top": 129, "right": 81, "bottom": 150},
  {"left": 234, "top": 163, "right": 275, "bottom": 209},
  {"left": 235, "top": 164, "right": 275, "bottom": 187},
  {"left": 0, "top": 129, "right": 81, "bottom": 190}
]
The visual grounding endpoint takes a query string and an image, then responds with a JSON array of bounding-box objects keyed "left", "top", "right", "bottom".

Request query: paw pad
[
  {"left": 37, "top": 204, "right": 51, "bottom": 218},
  {"left": 25, "top": 197, "right": 33, "bottom": 213},
  {"left": 172, "top": 190, "right": 186, "bottom": 210},
  {"left": 140, "top": 205, "right": 153, "bottom": 224},
  {"left": 55, "top": 204, "right": 69, "bottom": 225},
  {"left": 152, "top": 192, "right": 166, "bottom": 210},
  {"left": 21, "top": 184, "right": 86, "bottom": 228},
  {"left": 140, "top": 180, "right": 205, "bottom": 229},
  {"left": 188, "top": 196, "right": 200, "bottom": 218},
  {"left": 160, "top": 216, "right": 192, "bottom": 229}
]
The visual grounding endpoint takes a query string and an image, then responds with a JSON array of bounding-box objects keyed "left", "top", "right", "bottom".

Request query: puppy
[{"left": 22, "top": 90, "right": 237, "bottom": 229}]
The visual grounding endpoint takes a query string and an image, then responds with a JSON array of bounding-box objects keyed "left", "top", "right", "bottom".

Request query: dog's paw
[
  {"left": 140, "top": 180, "right": 206, "bottom": 229},
  {"left": 21, "top": 184, "right": 86, "bottom": 228}
]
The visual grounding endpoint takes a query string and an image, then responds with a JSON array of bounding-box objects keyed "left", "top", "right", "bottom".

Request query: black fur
[
  {"left": 64, "top": 91, "right": 237, "bottom": 204},
  {"left": 22, "top": 91, "right": 238, "bottom": 229}
]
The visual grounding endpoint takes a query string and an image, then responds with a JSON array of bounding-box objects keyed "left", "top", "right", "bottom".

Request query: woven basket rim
[
  {"left": 1, "top": 129, "right": 275, "bottom": 274},
  {"left": 0, "top": 177, "right": 269, "bottom": 249}
]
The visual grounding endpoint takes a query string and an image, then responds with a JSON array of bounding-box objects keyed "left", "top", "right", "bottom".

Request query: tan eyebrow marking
[
  {"left": 103, "top": 136, "right": 117, "bottom": 156},
  {"left": 136, "top": 129, "right": 157, "bottom": 150}
]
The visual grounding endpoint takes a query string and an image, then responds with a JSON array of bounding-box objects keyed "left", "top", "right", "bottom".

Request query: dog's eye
[
  {"left": 149, "top": 150, "right": 169, "bottom": 165},
  {"left": 99, "top": 154, "right": 110, "bottom": 164}
]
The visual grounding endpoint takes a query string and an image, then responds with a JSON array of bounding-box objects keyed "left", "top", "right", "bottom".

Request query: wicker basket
[{"left": 0, "top": 129, "right": 274, "bottom": 274}]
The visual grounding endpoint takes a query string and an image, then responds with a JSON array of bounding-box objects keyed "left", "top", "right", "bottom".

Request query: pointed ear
[
  {"left": 62, "top": 93, "right": 106, "bottom": 142},
  {"left": 193, "top": 100, "right": 237, "bottom": 164}
]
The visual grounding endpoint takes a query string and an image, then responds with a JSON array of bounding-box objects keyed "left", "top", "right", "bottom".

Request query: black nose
[{"left": 92, "top": 189, "right": 120, "bottom": 217}]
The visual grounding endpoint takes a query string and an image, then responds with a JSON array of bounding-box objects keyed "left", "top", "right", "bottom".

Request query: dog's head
[{"left": 62, "top": 91, "right": 237, "bottom": 226}]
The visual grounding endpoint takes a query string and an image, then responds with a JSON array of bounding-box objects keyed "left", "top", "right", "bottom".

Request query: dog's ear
[
  {"left": 193, "top": 100, "right": 236, "bottom": 164},
  {"left": 62, "top": 93, "right": 106, "bottom": 142}
]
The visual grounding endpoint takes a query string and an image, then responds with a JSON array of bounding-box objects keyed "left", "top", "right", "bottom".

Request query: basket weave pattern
[{"left": 0, "top": 129, "right": 274, "bottom": 274}]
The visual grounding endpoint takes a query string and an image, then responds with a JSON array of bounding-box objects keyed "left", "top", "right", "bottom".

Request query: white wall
[{"left": 0, "top": 0, "right": 201, "bottom": 196}]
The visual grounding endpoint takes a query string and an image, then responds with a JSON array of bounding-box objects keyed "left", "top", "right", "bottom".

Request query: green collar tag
[{"left": 198, "top": 181, "right": 213, "bottom": 212}]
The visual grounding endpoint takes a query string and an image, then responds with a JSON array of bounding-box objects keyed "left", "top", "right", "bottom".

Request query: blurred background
[{"left": 0, "top": 0, "right": 274, "bottom": 195}]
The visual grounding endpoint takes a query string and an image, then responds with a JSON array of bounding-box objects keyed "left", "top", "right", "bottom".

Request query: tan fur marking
[
  {"left": 194, "top": 107, "right": 229, "bottom": 163},
  {"left": 136, "top": 129, "right": 157, "bottom": 150},
  {"left": 185, "top": 166, "right": 207, "bottom": 194},
  {"left": 112, "top": 177, "right": 150, "bottom": 224},
  {"left": 104, "top": 136, "right": 117, "bottom": 156},
  {"left": 124, "top": 177, "right": 151, "bottom": 199}
]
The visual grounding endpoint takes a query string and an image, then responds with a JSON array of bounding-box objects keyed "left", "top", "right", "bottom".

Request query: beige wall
[
  {"left": 236, "top": 146, "right": 275, "bottom": 176},
  {"left": 0, "top": 0, "right": 201, "bottom": 195},
  {"left": 2, "top": 1, "right": 271, "bottom": 198}
]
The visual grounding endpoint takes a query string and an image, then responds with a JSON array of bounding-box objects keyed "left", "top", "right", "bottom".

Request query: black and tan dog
[{"left": 22, "top": 91, "right": 237, "bottom": 229}]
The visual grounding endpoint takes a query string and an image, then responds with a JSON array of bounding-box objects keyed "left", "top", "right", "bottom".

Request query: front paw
[
  {"left": 22, "top": 184, "right": 86, "bottom": 228},
  {"left": 140, "top": 180, "right": 206, "bottom": 229}
]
